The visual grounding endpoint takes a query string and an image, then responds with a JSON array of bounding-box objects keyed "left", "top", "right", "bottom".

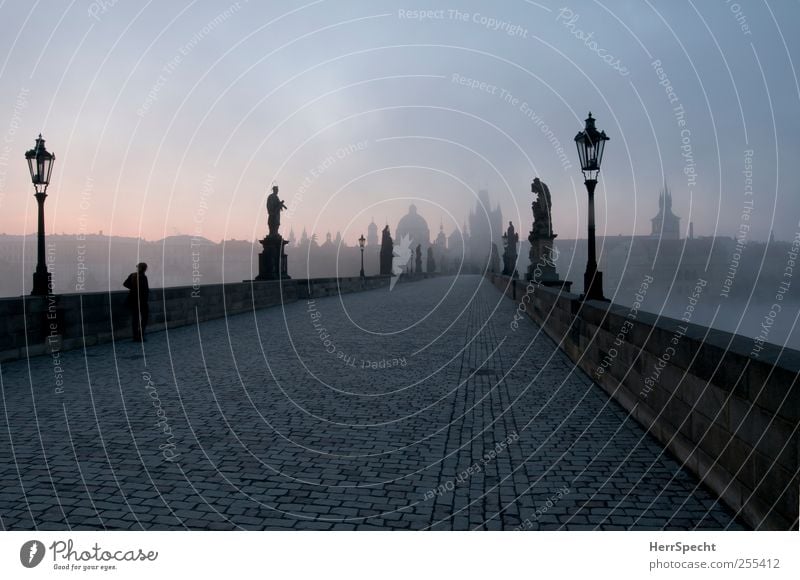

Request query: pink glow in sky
[{"left": 1, "top": 0, "right": 798, "bottom": 244}]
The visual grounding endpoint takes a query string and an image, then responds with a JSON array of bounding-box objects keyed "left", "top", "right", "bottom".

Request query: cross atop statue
[{"left": 267, "top": 184, "right": 287, "bottom": 238}]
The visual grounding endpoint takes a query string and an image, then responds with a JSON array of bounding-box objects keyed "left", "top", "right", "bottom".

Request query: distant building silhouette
[
  {"left": 651, "top": 182, "right": 680, "bottom": 240},
  {"left": 433, "top": 222, "right": 447, "bottom": 273},
  {"left": 468, "top": 189, "right": 503, "bottom": 272},
  {"left": 447, "top": 224, "right": 467, "bottom": 272},
  {"left": 367, "top": 218, "right": 379, "bottom": 247}
]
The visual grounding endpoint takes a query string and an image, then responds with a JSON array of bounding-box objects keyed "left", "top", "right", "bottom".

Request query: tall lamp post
[
  {"left": 574, "top": 113, "right": 609, "bottom": 301},
  {"left": 358, "top": 234, "right": 366, "bottom": 278},
  {"left": 25, "top": 134, "right": 56, "bottom": 296}
]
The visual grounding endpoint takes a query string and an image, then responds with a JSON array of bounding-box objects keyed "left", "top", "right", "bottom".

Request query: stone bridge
[{"left": 0, "top": 275, "right": 755, "bottom": 530}]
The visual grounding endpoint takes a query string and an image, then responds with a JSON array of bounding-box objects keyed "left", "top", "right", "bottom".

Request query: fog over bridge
[{"left": 0, "top": 276, "right": 745, "bottom": 530}]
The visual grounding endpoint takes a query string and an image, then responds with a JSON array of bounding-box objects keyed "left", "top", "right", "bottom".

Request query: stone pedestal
[
  {"left": 256, "top": 235, "right": 290, "bottom": 281},
  {"left": 527, "top": 235, "right": 558, "bottom": 281},
  {"left": 527, "top": 234, "right": 570, "bottom": 291}
]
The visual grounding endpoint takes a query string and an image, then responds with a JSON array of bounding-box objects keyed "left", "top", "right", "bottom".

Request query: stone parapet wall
[
  {"left": 0, "top": 274, "right": 434, "bottom": 363},
  {"left": 488, "top": 274, "right": 799, "bottom": 531}
]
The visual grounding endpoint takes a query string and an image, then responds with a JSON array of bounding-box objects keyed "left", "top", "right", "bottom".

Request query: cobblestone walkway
[{"left": 0, "top": 275, "right": 743, "bottom": 530}]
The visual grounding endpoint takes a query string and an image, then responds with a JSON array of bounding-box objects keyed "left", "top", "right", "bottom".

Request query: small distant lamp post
[
  {"left": 574, "top": 112, "right": 609, "bottom": 301},
  {"left": 25, "top": 134, "right": 56, "bottom": 296},
  {"left": 501, "top": 232, "right": 509, "bottom": 276},
  {"left": 358, "top": 234, "right": 366, "bottom": 278}
]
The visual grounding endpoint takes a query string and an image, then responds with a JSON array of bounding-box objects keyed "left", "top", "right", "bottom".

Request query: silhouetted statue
[
  {"left": 379, "top": 225, "right": 393, "bottom": 275},
  {"left": 527, "top": 177, "right": 569, "bottom": 290},
  {"left": 502, "top": 221, "right": 519, "bottom": 277},
  {"left": 256, "top": 184, "right": 291, "bottom": 280},
  {"left": 415, "top": 244, "right": 422, "bottom": 274},
  {"left": 267, "top": 184, "right": 287, "bottom": 238},
  {"left": 531, "top": 178, "right": 552, "bottom": 238},
  {"left": 426, "top": 246, "right": 436, "bottom": 273},
  {"left": 123, "top": 262, "right": 149, "bottom": 342}
]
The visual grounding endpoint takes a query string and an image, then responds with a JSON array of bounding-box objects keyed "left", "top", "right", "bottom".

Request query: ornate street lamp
[
  {"left": 358, "top": 234, "right": 366, "bottom": 278},
  {"left": 574, "top": 112, "right": 609, "bottom": 301},
  {"left": 25, "top": 134, "right": 55, "bottom": 296}
]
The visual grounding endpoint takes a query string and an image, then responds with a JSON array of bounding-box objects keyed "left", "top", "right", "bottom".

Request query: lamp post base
[
  {"left": 31, "top": 270, "right": 51, "bottom": 296},
  {"left": 580, "top": 269, "right": 608, "bottom": 302}
]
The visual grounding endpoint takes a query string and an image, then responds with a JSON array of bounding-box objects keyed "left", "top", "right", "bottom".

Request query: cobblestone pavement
[{"left": 0, "top": 275, "right": 744, "bottom": 530}]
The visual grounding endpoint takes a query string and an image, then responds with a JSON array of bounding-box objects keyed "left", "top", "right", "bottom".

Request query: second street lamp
[
  {"left": 574, "top": 112, "right": 609, "bottom": 301},
  {"left": 25, "top": 134, "right": 56, "bottom": 297},
  {"left": 358, "top": 234, "right": 366, "bottom": 278}
]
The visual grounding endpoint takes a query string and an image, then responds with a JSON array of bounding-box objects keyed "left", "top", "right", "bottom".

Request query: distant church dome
[{"left": 396, "top": 204, "right": 431, "bottom": 249}]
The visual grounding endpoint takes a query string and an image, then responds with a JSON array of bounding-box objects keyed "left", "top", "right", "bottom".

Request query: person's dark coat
[
  {"left": 123, "top": 272, "right": 149, "bottom": 307},
  {"left": 123, "top": 270, "right": 149, "bottom": 341}
]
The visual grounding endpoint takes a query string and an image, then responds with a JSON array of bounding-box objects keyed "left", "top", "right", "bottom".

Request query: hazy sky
[{"left": 0, "top": 0, "right": 798, "bottom": 245}]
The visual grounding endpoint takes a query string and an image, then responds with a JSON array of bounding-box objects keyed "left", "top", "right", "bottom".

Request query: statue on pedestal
[
  {"left": 502, "top": 221, "right": 519, "bottom": 277},
  {"left": 426, "top": 246, "right": 436, "bottom": 273},
  {"left": 256, "top": 184, "right": 291, "bottom": 281},
  {"left": 531, "top": 178, "right": 553, "bottom": 239},
  {"left": 415, "top": 244, "right": 422, "bottom": 275},
  {"left": 527, "top": 178, "right": 570, "bottom": 291},
  {"left": 379, "top": 225, "right": 393, "bottom": 275},
  {"left": 267, "top": 184, "right": 287, "bottom": 238}
]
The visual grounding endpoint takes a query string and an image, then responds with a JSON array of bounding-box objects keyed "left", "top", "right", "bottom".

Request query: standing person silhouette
[{"left": 123, "top": 262, "right": 150, "bottom": 342}]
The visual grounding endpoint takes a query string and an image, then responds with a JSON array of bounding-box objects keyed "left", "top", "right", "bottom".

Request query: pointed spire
[{"left": 664, "top": 178, "right": 672, "bottom": 209}]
